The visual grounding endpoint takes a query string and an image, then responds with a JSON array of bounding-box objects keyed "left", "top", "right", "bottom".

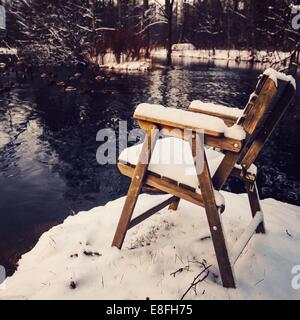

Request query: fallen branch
[{"left": 180, "top": 261, "right": 211, "bottom": 300}]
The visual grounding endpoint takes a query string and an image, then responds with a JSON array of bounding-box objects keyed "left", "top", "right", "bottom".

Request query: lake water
[{"left": 0, "top": 58, "right": 299, "bottom": 275}]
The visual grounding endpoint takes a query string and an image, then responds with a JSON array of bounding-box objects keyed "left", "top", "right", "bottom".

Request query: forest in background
[{"left": 0, "top": 0, "right": 299, "bottom": 67}]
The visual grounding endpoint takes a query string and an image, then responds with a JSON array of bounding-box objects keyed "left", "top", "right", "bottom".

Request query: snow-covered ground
[{"left": 1, "top": 191, "right": 299, "bottom": 300}]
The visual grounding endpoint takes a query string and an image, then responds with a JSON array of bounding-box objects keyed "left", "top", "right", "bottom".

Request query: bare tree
[
  {"left": 143, "top": 0, "right": 150, "bottom": 58},
  {"left": 165, "top": 0, "right": 175, "bottom": 66}
]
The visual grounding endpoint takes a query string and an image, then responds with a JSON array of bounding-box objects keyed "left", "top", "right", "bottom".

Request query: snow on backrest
[
  {"left": 241, "top": 69, "right": 296, "bottom": 137},
  {"left": 263, "top": 68, "right": 296, "bottom": 90},
  {"left": 238, "top": 69, "right": 296, "bottom": 169}
]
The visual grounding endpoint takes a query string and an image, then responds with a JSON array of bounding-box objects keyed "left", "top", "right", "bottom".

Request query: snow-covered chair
[{"left": 112, "top": 68, "right": 296, "bottom": 288}]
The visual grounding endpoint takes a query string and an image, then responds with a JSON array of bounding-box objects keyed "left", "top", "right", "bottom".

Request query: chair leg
[
  {"left": 245, "top": 181, "right": 265, "bottom": 234},
  {"left": 190, "top": 135, "right": 236, "bottom": 288},
  {"left": 168, "top": 197, "right": 180, "bottom": 211},
  {"left": 112, "top": 126, "right": 158, "bottom": 249}
]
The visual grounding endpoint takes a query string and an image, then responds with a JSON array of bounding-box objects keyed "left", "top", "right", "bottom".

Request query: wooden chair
[{"left": 112, "top": 69, "right": 296, "bottom": 288}]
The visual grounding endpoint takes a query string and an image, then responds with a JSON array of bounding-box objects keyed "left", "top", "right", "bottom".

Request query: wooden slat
[
  {"left": 240, "top": 81, "right": 295, "bottom": 169},
  {"left": 230, "top": 211, "right": 264, "bottom": 265},
  {"left": 204, "top": 135, "right": 243, "bottom": 153},
  {"left": 245, "top": 181, "right": 265, "bottom": 234},
  {"left": 118, "top": 162, "right": 204, "bottom": 207},
  {"left": 188, "top": 107, "right": 239, "bottom": 126},
  {"left": 128, "top": 196, "right": 178, "bottom": 229},
  {"left": 112, "top": 125, "right": 159, "bottom": 249},
  {"left": 135, "top": 114, "right": 224, "bottom": 137},
  {"left": 241, "top": 78, "right": 277, "bottom": 135},
  {"left": 142, "top": 185, "right": 166, "bottom": 194},
  {"left": 168, "top": 197, "right": 181, "bottom": 211},
  {"left": 190, "top": 135, "right": 236, "bottom": 288},
  {"left": 138, "top": 119, "right": 244, "bottom": 152},
  {"left": 212, "top": 151, "right": 240, "bottom": 190}
]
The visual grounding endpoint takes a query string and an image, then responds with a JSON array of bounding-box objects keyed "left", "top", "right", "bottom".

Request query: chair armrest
[
  {"left": 134, "top": 103, "right": 226, "bottom": 137},
  {"left": 133, "top": 104, "right": 246, "bottom": 152},
  {"left": 188, "top": 101, "right": 244, "bottom": 125}
]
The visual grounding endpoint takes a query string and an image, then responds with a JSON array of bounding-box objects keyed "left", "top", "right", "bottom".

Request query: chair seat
[
  {"left": 120, "top": 140, "right": 221, "bottom": 190},
  {"left": 119, "top": 137, "right": 257, "bottom": 193}
]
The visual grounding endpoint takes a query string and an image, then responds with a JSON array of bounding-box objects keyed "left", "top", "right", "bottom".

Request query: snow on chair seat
[
  {"left": 119, "top": 137, "right": 257, "bottom": 205},
  {"left": 119, "top": 137, "right": 225, "bottom": 204}
]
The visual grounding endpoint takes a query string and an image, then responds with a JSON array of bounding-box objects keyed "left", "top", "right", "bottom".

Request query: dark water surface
[{"left": 0, "top": 59, "right": 299, "bottom": 275}]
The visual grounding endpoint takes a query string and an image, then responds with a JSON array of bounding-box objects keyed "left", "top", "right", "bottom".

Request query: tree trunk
[
  {"left": 178, "top": 0, "right": 186, "bottom": 43},
  {"left": 166, "top": 0, "right": 174, "bottom": 66},
  {"left": 143, "top": 0, "right": 150, "bottom": 59},
  {"left": 117, "top": 0, "right": 122, "bottom": 27}
]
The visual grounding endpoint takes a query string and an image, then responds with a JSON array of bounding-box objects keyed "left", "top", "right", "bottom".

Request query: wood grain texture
[
  {"left": 245, "top": 181, "right": 265, "bottom": 234},
  {"left": 128, "top": 196, "right": 178, "bottom": 229},
  {"left": 118, "top": 162, "right": 204, "bottom": 206},
  {"left": 242, "top": 78, "right": 277, "bottom": 135},
  {"left": 189, "top": 135, "right": 236, "bottom": 288},
  {"left": 212, "top": 151, "right": 240, "bottom": 190},
  {"left": 188, "top": 107, "right": 239, "bottom": 126},
  {"left": 135, "top": 114, "right": 224, "bottom": 137},
  {"left": 112, "top": 125, "right": 159, "bottom": 249}
]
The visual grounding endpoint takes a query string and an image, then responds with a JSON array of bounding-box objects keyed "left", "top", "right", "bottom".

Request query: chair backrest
[{"left": 237, "top": 70, "right": 296, "bottom": 169}]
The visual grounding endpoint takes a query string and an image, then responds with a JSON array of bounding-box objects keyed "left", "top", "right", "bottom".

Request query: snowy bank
[
  {"left": 1, "top": 191, "right": 300, "bottom": 300},
  {"left": 0, "top": 48, "right": 17, "bottom": 55},
  {"left": 152, "top": 48, "right": 290, "bottom": 65},
  {"left": 100, "top": 61, "right": 151, "bottom": 72},
  {"left": 98, "top": 53, "right": 151, "bottom": 71}
]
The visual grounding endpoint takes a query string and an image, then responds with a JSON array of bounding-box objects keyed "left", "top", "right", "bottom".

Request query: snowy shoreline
[
  {"left": 1, "top": 191, "right": 299, "bottom": 300},
  {"left": 91, "top": 48, "right": 291, "bottom": 72},
  {"left": 99, "top": 60, "right": 151, "bottom": 72},
  {"left": 152, "top": 48, "right": 291, "bottom": 65}
]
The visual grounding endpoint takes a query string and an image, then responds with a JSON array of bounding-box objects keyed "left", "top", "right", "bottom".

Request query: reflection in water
[{"left": 0, "top": 61, "right": 299, "bottom": 275}]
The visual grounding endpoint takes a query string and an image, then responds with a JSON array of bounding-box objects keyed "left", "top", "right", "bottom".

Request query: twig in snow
[
  {"left": 254, "top": 278, "right": 265, "bottom": 286},
  {"left": 180, "top": 262, "right": 211, "bottom": 300},
  {"left": 170, "top": 266, "right": 190, "bottom": 278},
  {"left": 200, "top": 235, "right": 211, "bottom": 241},
  {"left": 83, "top": 250, "right": 102, "bottom": 257},
  {"left": 286, "top": 229, "right": 292, "bottom": 237},
  {"left": 101, "top": 275, "right": 104, "bottom": 288}
]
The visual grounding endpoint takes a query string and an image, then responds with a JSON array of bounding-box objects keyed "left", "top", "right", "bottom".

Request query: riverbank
[
  {"left": 152, "top": 48, "right": 291, "bottom": 66},
  {"left": 1, "top": 191, "right": 299, "bottom": 300},
  {"left": 99, "top": 60, "right": 151, "bottom": 72}
]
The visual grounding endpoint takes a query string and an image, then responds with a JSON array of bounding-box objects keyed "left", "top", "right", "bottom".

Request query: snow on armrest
[
  {"left": 189, "top": 100, "right": 244, "bottom": 118},
  {"left": 134, "top": 103, "right": 226, "bottom": 134},
  {"left": 224, "top": 124, "right": 246, "bottom": 140},
  {"left": 134, "top": 103, "right": 246, "bottom": 140}
]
